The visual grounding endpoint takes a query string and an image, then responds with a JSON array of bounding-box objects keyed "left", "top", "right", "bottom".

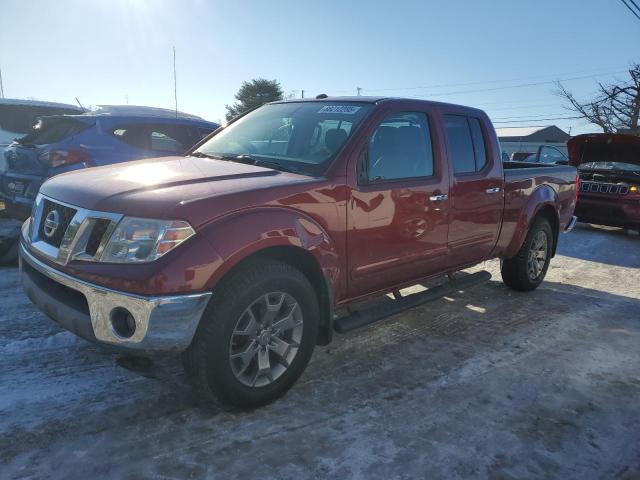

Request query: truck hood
[
  {"left": 568, "top": 133, "right": 640, "bottom": 169},
  {"left": 40, "top": 155, "right": 315, "bottom": 227}
]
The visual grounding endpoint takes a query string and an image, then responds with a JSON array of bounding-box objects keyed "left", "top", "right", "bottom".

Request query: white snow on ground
[{"left": 0, "top": 224, "right": 639, "bottom": 479}]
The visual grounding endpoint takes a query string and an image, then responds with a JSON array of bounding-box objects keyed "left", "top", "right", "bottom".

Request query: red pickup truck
[{"left": 19, "top": 97, "right": 578, "bottom": 408}]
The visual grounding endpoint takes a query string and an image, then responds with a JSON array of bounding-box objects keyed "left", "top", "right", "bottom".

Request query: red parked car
[
  {"left": 19, "top": 97, "right": 578, "bottom": 408},
  {"left": 570, "top": 133, "right": 640, "bottom": 233}
]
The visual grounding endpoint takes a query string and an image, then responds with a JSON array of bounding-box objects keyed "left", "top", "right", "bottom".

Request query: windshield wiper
[
  {"left": 193, "top": 151, "right": 300, "bottom": 174},
  {"left": 224, "top": 154, "right": 298, "bottom": 174},
  {"left": 190, "top": 151, "right": 222, "bottom": 160}
]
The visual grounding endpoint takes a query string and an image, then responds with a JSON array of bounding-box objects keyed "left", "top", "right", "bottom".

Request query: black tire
[
  {"left": 501, "top": 217, "right": 553, "bottom": 291},
  {"left": 182, "top": 259, "right": 319, "bottom": 409}
]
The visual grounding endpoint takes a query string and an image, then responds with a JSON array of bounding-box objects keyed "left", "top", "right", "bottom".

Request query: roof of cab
[{"left": 271, "top": 95, "right": 488, "bottom": 114}]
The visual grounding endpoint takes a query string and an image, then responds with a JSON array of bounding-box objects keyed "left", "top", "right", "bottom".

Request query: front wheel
[
  {"left": 182, "top": 259, "right": 319, "bottom": 409},
  {"left": 501, "top": 217, "right": 553, "bottom": 291}
]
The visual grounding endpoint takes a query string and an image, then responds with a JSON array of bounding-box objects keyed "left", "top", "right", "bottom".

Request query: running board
[{"left": 333, "top": 270, "right": 491, "bottom": 334}]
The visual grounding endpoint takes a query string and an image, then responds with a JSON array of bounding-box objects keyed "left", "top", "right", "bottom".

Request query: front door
[{"left": 347, "top": 109, "right": 450, "bottom": 298}]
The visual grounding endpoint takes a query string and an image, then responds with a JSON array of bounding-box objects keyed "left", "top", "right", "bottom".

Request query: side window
[
  {"left": 198, "top": 127, "right": 214, "bottom": 139},
  {"left": 444, "top": 115, "right": 488, "bottom": 174},
  {"left": 150, "top": 130, "right": 185, "bottom": 153},
  {"left": 112, "top": 126, "right": 150, "bottom": 150},
  {"left": 539, "top": 146, "right": 567, "bottom": 164},
  {"left": 468, "top": 117, "right": 487, "bottom": 170},
  {"left": 365, "top": 112, "right": 434, "bottom": 182},
  {"left": 444, "top": 115, "right": 475, "bottom": 174}
]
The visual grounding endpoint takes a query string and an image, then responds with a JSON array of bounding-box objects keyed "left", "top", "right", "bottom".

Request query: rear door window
[
  {"left": 112, "top": 124, "right": 195, "bottom": 153},
  {"left": 444, "top": 115, "right": 488, "bottom": 174},
  {"left": 151, "top": 130, "right": 185, "bottom": 153},
  {"left": 112, "top": 126, "right": 150, "bottom": 150},
  {"left": 468, "top": 117, "right": 488, "bottom": 170}
]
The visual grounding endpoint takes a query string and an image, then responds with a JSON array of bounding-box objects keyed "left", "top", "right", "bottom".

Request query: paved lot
[{"left": 1, "top": 224, "right": 639, "bottom": 479}]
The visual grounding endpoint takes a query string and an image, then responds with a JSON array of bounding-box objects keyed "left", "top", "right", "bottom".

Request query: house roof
[
  {"left": 496, "top": 125, "right": 569, "bottom": 140},
  {"left": 494, "top": 126, "right": 559, "bottom": 138}
]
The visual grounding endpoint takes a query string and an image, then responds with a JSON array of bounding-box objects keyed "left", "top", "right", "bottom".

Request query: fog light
[{"left": 110, "top": 307, "right": 136, "bottom": 338}]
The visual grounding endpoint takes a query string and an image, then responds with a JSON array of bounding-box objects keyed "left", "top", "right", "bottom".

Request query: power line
[
  {"left": 362, "top": 66, "right": 628, "bottom": 93},
  {"left": 492, "top": 111, "right": 571, "bottom": 121},
  {"left": 630, "top": 0, "right": 640, "bottom": 12},
  {"left": 401, "top": 70, "right": 626, "bottom": 98},
  {"left": 492, "top": 115, "right": 583, "bottom": 124},
  {"left": 619, "top": 0, "right": 640, "bottom": 20},
  {"left": 484, "top": 102, "right": 564, "bottom": 112},
  {"left": 316, "top": 65, "right": 626, "bottom": 93}
]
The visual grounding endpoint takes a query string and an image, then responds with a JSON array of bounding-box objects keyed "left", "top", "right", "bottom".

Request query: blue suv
[{"left": 0, "top": 106, "right": 218, "bottom": 220}]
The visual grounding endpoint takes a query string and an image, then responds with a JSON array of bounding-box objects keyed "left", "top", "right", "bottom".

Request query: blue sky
[{"left": 0, "top": 0, "right": 638, "bottom": 133}]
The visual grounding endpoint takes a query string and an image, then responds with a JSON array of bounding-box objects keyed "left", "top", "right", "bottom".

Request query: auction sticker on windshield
[{"left": 318, "top": 105, "right": 361, "bottom": 114}]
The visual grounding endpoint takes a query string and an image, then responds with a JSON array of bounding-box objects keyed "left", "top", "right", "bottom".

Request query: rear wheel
[
  {"left": 501, "top": 217, "right": 553, "bottom": 291},
  {"left": 183, "top": 259, "right": 318, "bottom": 409}
]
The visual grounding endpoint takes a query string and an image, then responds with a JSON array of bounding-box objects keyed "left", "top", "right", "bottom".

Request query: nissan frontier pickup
[{"left": 19, "top": 97, "right": 578, "bottom": 408}]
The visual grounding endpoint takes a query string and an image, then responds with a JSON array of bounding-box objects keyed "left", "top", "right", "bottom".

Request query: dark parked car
[
  {"left": 0, "top": 99, "right": 82, "bottom": 147},
  {"left": 20, "top": 97, "right": 577, "bottom": 408},
  {"left": 1, "top": 106, "right": 218, "bottom": 220},
  {"left": 571, "top": 133, "right": 640, "bottom": 233}
]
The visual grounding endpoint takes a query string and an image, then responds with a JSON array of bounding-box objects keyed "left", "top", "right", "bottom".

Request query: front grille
[
  {"left": 580, "top": 181, "right": 629, "bottom": 196},
  {"left": 28, "top": 194, "right": 122, "bottom": 265},
  {"left": 85, "top": 219, "right": 112, "bottom": 256},
  {"left": 38, "top": 199, "right": 77, "bottom": 247}
]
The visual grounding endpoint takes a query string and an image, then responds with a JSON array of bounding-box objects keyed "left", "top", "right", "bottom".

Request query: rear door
[
  {"left": 347, "top": 107, "right": 450, "bottom": 298},
  {"left": 442, "top": 112, "right": 503, "bottom": 267}
]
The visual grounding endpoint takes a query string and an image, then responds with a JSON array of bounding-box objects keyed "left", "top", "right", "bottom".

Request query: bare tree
[{"left": 556, "top": 64, "right": 640, "bottom": 135}]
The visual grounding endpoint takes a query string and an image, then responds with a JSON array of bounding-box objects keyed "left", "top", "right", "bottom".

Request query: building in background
[{"left": 497, "top": 125, "right": 570, "bottom": 158}]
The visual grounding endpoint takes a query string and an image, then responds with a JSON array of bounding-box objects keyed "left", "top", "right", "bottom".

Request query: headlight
[{"left": 101, "top": 217, "right": 195, "bottom": 263}]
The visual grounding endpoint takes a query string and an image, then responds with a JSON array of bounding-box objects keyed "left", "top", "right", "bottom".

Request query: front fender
[
  {"left": 503, "top": 185, "right": 559, "bottom": 259},
  {"left": 198, "top": 207, "right": 342, "bottom": 293}
]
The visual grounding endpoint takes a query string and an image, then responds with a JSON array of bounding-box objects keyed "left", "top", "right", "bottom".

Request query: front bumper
[
  {"left": 575, "top": 196, "right": 640, "bottom": 229},
  {"left": 20, "top": 243, "right": 211, "bottom": 353}
]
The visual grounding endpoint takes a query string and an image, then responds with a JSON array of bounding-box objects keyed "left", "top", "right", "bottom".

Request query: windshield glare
[{"left": 195, "top": 102, "right": 372, "bottom": 175}]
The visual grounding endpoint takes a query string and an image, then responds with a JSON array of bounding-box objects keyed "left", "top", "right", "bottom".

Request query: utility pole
[
  {"left": 173, "top": 46, "right": 178, "bottom": 118},
  {"left": 301, "top": 89, "right": 304, "bottom": 99},
  {"left": 0, "top": 65, "right": 5, "bottom": 99},
  {"left": 356, "top": 87, "right": 362, "bottom": 96}
]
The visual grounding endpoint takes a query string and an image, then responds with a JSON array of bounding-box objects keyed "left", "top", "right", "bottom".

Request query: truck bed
[{"left": 496, "top": 162, "right": 577, "bottom": 256}]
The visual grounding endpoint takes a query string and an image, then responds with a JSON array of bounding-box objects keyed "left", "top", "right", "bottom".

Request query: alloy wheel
[
  {"left": 527, "top": 230, "right": 548, "bottom": 280},
  {"left": 229, "top": 292, "right": 303, "bottom": 387}
]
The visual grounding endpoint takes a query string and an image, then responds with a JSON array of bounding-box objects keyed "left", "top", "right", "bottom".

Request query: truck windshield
[{"left": 194, "top": 102, "right": 372, "bottom": 176}]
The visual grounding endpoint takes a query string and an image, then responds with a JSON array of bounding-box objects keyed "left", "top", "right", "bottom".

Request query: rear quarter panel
[{"left": 495, "top": 165, "right": 577, "bottom": 258}]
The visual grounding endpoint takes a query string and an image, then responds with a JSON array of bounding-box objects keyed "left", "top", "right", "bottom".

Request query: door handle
[
  {"left": 429, "top": 194, "right": 448, "bottom": 202},
  {"left": 486, "top": 187, "right": 501, "bottom": 194}
]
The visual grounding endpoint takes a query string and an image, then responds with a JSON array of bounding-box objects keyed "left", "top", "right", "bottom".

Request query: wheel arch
[
  {"left": 223, "top": 245, "right": 334, "bottom": 346},
  {"left": 199, "top": 208, "right": 340, "bottom": 346},
  {"left": 503, "top": 185, "right": 561, "bottom": 259}
]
